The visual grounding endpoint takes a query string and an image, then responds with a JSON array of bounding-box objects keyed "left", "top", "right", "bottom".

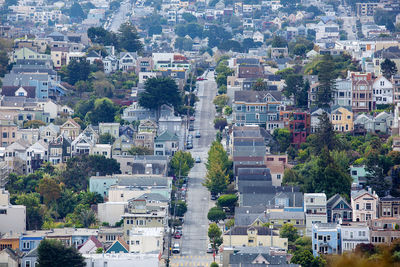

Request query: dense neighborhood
[{"left": 1, "top": 0, "right": 400, "bottom": 266}]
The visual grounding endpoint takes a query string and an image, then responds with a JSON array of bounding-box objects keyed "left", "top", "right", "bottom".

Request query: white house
[
  {"left": 304, "top": 193, "right": 327, "bottom": 236},
  {"left": 103, "top": 55, "right": 118, "bottom": 74},
  {"left": 253, "top": 31, "right": 264, "bottom": 43},
  {"left": 128, "top": 227, "right": 164, "bottom": 254},
  {"left": 373, "top": 76, "right": 393, "bottom": 105},
  {"left": 351, "top": 187, "right": 379, "bottom": 222},
  {"left": 119, "top": 52, "right": 137, "bottom": 71},
  {"left": 340, "top": 223, "right": 370, "bottom": 253},
  {"left": 0, "top": 188, "right": 26, "bottom": 235}
]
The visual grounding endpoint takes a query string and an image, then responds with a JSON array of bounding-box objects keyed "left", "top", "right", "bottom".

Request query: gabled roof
[
  {"left": 1, "top": 86, "right": 36, "bottom": 98},
  {"left": 106, "top": 237, "right": 129, "bottom": 253},
  {"left": 234, "top": 90, "right": 282, "bottom": 103},
  {"left": 327, "top": 193, "right": 351, "bottom": 209},
  {"left": 61, "top": 118, "right": 81, "bottom": 129},
  {"left": 24, "top": 246, "right": 39, "bottom": 258},
  {"left": 86, "top": 50, "right": 101, "bottom": 58},
  {"left": 155, "top": 130, "right": 179, "bottom": 142}
]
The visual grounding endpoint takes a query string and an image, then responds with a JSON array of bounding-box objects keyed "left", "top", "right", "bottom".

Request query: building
[
  {"left": 304, "top": 193, "right": 327, "bottom": 236},
  {"left": 368, "top": 217, "right": 400, "bottom": 245},
  {"left": 312, "top": 223, "right": 341, "bottom": 257},
  {"left": 326, "top": 194, "right": 352, "bottom": 223},
  {"left": 0, "top": 188, "right": 26, "bottom": 235},
  {"left": 356, "top": 2, "right": 381, "bottom": 17},
  {"left": 379, "top": 195, "right": 400, "bottom": 218},
  {"left": 392, "top": 74, "right": 400, "bottom": 105},
  {"left": 223, "top": 226, "right": 288, "bottom": 250},
  {"left": 331, "top": 107, "right": 353, "bottom": 132},
  {"left": 333, "top": 78, "right": 352, "bottom": 107},
  {"left": 351, "top": 187, "right": 379, "bottom": 222},
  {"left": 128, "top": 227, "right": 163, "bottom": 253},
  {"left": 289, "top": 112, "right": 310, "bottom": 147},
  {"left": 373, "top": 76, "right": 393, "bottom": 105},
  {"left": 351, "top": 73, "right": 374, "bottom": 113},
  {"left": 0, "top": 121, "right": 17, "bottom": 147},
  {"left": 154, "top": 130, "right": 179, "bottom": 156},
  {"left": 341, "top": 223, "right": 370, "bottom": 253}
]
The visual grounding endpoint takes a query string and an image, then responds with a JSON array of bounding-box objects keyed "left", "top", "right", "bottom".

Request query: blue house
[
  {"left": 312, "top": 223, "right": 341, "bottom": 257},
  {"left": 106, "top": 239, "right": 129, "bottom": 253},
  {"left": 20, "top": 235, "right": 44, "bottom": 253},
  {"left": 327, "top": 194, "right": 352, "bottom": 223}
]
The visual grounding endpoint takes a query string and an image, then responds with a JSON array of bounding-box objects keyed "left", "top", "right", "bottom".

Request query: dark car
[{"left": 211, "top": 194, "right": 217, "bottom": 200}]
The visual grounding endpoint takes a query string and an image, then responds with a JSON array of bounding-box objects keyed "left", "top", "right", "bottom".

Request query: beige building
[
  {"left": 223, "top": 226, "right": 288, "bottom": 250},
  {"left": 0, "top": 121, "right": 17, "bottom": 147},
  {"left": 123, "top": 210, "right": 166, "bottom": 240},
  {"left": 351, "top": 187, "right": 379, "bottom": 222},
  {"left": 51, "top": 47, "right": 69, "bottom": 68},
  {"left": 99, "top": 122, "right": 120, "bottom": 139},
  {"left": 60, "top": 118, "right": 81, "bottom": 141},
  {"left": 368, "top": 217, "right": 400, "bottom": 245}
]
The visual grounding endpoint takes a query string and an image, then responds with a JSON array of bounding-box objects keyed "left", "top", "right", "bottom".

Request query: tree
[
  {"left": 214, "top": 117, "right": 227, "bottom": 131},
  {"left": 139, "top": 77, "right": 182, "bottom": 121},
  {"left": 86, "top": 98, "right": 118, "bottom": 125},
  {"left": 273, "top": 128, "right": 291, "bottom": 153},
  {"left": 316, "top": 55, "right": 335, "bottom": 107},
  {"left": 93, "top": 79, "right": 114, "bottom": 98},
  {"left": 314, "top": 112, "right": 336, "bottom": 154},
  {"left": 365, "top": 149, "right": 391, "bottom": 197},
  {"left": 217, "top": 194, "right": 237, "bottom": 212},
  {"left": 291, "top": 249, "right": 326, "bottom": 267},
  {"left": 117, "top": 23, "right": 143, "bottom": 52},
  {"left": 169, "top": 150, "right": 195, "bottom": 177},
  {"left": 99, "top": 133, "right": 116, "bottom": 144},
  {"left": 66, "top": 59, "right": 91, "bottom": 85},
  {"left": 69, "top": 2, "right": 85, "bottom": 20},
  {"left": 15, "top": 193, "right": 43, "bottom": 230},
  {"left": 252, "top": 78, "right": 267, "bottom": 91},
  {"left": 182, "top": 12, "right": 197, "bottom": 23},
  {"left": 38, "top": 175, "right": 61, "bottom": 205},
  {"left": 213, "top": 94, "right": 229, "bottom": 108},
  {"left": 38, "top": 239, "right": 85, "bottom": 267},
  {"left": 381, "top": 58, "right": 398, "bottom": 80},
  {"left": 170, "top": 200, "right": 187, "bottom": 217},
  {"left": 283, "top": 74, "right": 304, "bottom": 104},
  {"left": 204, "top": 162, "right": 229, "bottom": 195},
  {"left": 271, "top": 35, "right": 288, "bottom": 48},
  {"left": 280, "top": 223, "right": 299, "bottom": 243},
  {"left": 210, "top": 263, "right": 219, "bottom": 267},
  {"left": 23, "top": 120, "right": 46, "bottom": 129},
  {"left": 207, "top": 207, "right": 227, "bottom": 223},
  {"left": 127, "top": 146, "right": 153, "bottom": 156},
  {"left": 208, "top": 223, "right": 222, "bottom": 253}
]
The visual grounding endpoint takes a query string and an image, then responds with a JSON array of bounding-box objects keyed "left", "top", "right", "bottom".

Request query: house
[
  {"left": 99, "top": 122, "right": 120, "bottom": 139},
  {"left": 19, "top": 231, "right": 45, "bottom": 253},
  {"left": 122, "top": 209, "right": 166, "bottom": 240},
  {"left": 21, "top": 246, "right": 39, "bottom": 267},
  {"left": 16, "top": 128, "right": 39, "bottom": 146},
  {"left": 0, "top": 121, "right": 17, "bottom": 147},
  {"left": 333, "top": 78, "right": 352, "bottom": 107},
  {"left": 119, "top": 52, "right": 137, "bottom": 71},
  {"left": 4, "top": 139, "right": 30, "bottom": 174},
  {"left": 222, "top": 226, "right": 288, "bottom": 250},
  {"left": 374, "top": 111, "right": 393, "bottom": 134},
  {"left": 353, "top": 114, "right": 374, "bottom": 134},
  {"left": 0, "top": 232, "right": 20, "bottom": 251},
  {"left": 0, "top": 188, "right": 26, "bottom": 235},
  {"left": 1, "top": 85, "right": 36, "bottom": 98},
  {"left": 128, "top": 227, "right": 164, "bottom": 253},
  {"left": 112, "top": 135, "right": 134, "bottom": 156},
  {"left": 78, "top": 236, "right": 103, "bottom": 254},
  {"left": 105, "top": 238, "right": 129, "bottom": 253},
  {"left": 60, "top": 118, "right": 81, "bottom": 141},
  {"left": 350, "top": 165, "right": 370, "bottom": 185},
  {"left": 392, "top": 75, "right": 400, "bottom": 105},
  {"left": 86, "top": 50, "right": 102, "bottom": 64},
  {"left": 289, "top": 112, "right": 310, "bottom": 146},
  {"left": 0, "top": 248, "right": 19, "bottom": 267},
  {"left": 341, "top": 223, "right": 370, "bottom": 253},
  {"left": 232, "top": 90, "right": 284, "bottom": 131},
  {"left": 373, "top": 76, "right": 393, "bottom": 105},
  {"left": 48, "top": 133, "right": 72, "bottom": 164},
  {"left": 26, "top": 140, "right": 48, "bottom": 173},
  {"left": 304, "top": 193, "right": 327, "bottom": 236},
  {"left": 92, "top": 144, "right": 112, "bottom": 158},
  {"left": 39, "top": 123, "right": 59, "bottom": 143},
  {"left": 351, "top": 72, "right": 375, "bottom": 113},
  {"left": 379, "top": 195, "right": 400, "bottom": 218},
  {"left": 265, "top": 154, "right": 290, "bottom": 187},
  {"left": 326, "top": 194, "right": 352, "bottom": 223},
  {"left": 368, "top": 217, "right": 400, "bottom": 245},
  {"left": 331, "top": 107, "right": 353, "bottom": 132},
  {"left": 312, "top": 223, "right": 341, "bottom": 257},
  {"left": 103, "top": 55, "right": 118, "bottom": 74},
  {"left": 351, "top": 187, "right": 379, "bottom": 222},
  {"left": 114, "top": 155, "right": 169, "bottom": 175},
  {"left": 154, "top": 130, "right": 179, "bottom": 156},
  {"left": 310, "top": 108, "right": 327, "bottom": 133},
  {"left": 97, "top": 227, "right": 124, "bottom": 245},
  {"left": 12, "top": 47, "right": 51, "bottom": 62},
  {"left": 71, "top": 125, "right": 99, "bottom": 156}
]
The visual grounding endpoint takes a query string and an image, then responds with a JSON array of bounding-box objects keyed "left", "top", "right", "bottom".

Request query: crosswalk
[
  {"left": 170, "top": 263, "right": 210, "bottom": 267},
  {"left": 169, "top": 255, "right": 216, "bottom": 267},
  {"left": 171, "top": 255, "right": 213, "bottom": 259}
]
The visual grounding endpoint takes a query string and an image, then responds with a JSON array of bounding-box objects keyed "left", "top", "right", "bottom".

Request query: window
[
  {"left": 23, "top": 241, "right": 30, "bottom": 249},
  {"left": 277, "top": 174, "right": 281, "bottom": 180},
  {"left": 2, "top": 132, "right": 7, "bottom": 138},
  {"left": 136, "top": 240, "right": 140, "bottom": 245},
  {"left": 0, "top": 209, "right": 6, "bottom": 214},
  {"left": 26, "top": 260, "right": 31, "bottom": 267},
  {"left": 356, "top": 204, "right": 359, "bottom": 210},
  {"left": 365, "top": 203, "right": 372, "bottom": 210}
]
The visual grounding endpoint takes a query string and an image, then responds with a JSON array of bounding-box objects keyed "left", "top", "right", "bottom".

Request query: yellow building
[
  {"left": 222, "top": 226, "right": 288, "bottom": 250},
  {"left": 0, "top": 234, "right": 20, "bottom": 251},
  {"left": 331, "top": 107, "right": 353, "bottom": 132}
]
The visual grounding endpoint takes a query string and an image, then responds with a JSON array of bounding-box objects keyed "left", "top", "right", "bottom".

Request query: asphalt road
[
  {"left": 342, "top": 16, "right": 357, "bottom": 41},
  {"left": 106, "top": 0, "right": 131, "bottom": 32},
  {"left": 170, "top": 71, "right": 219, "bottom": 266}
]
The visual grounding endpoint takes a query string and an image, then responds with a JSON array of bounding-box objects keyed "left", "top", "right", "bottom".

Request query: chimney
[{"left": 368, "top": 187, "right": 372, "bottom": 194}]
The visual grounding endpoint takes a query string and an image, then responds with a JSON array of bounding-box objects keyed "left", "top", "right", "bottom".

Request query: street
[
  {"left": 342, "top": 16, "right": 357, "bottom": 41},
  {"left": 105, "top": 0, "right": 131, "bottom": 32},
  {"left": 170, "top": 71, "right": 219, "bottom": 266}
]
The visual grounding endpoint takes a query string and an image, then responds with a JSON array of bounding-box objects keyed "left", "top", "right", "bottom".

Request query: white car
[{"left": 172, "top": 243, "right": 180, "bottom": 254}]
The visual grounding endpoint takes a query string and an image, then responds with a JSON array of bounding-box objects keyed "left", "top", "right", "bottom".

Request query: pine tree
[
  {"left": 316, "top": 55, "right": 335, "bottom": 107},
  {"left": 381, "top": 58, "right": 398, "bottom": 80}
]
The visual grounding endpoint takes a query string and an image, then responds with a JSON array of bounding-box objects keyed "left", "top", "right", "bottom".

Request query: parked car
[
  {"left": 211, "top": 194, "right": 217, "bottom": 200},
  {"left": 173, "top": 231, "right": 181, "bottom": 239},
  {"left": 187, "top": 143, "right": 193, "bottom": 149},
  {"left": 207, "top": 244, "right": 213, "bottom": 253},
  {"left": 195, "top": 131, "right": 201, "bottom": 138},
  {"left": 189, "top": 125, "right": 194, "bottom": 131},
  {"left": 195, "top": 156, "right": 201, "bottom": 163},
  {"left": 172, "top": 243, "right": 180, "bottom": 254}
]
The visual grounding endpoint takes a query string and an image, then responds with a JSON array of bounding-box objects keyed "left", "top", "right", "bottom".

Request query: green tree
[
  {"left": 127, "top": 146, "right": 153, "bottom": 155},
  {"left": 38, "top": 239, "right": 85, "bottom": 267},
  {"left": 204, "top": 162, "right": 229, "bottom": 195},
  {"left": 273, "top": 128, "right": 291, "bottom": 153},
  {"left": 271, "top": 35, "right": 288, "bottom": 48},
  {"left": 214, "top": 117, "right": 227, "bottom": 131},
  {"left": 210, "top": 263, "right": 219, "bottom": 267},
  {"left": 66, "top": 59, "right": 91, "bottom": 85},
  {"left": 252, "top": 78, "right": 267, "bottom": 91},
  {"left": 15, "top": 193, "right": 43, "bottom": 230},
  {"left": 99, "top": 133, "right": 116, "bottom": 144},
  {"left": 38, "top": 175, "right": 61, "bottom": 205},
  {"left": 93, "top": 79, "right": 115, "bottom": 98},
  {"left": 139, "top": 77, "right": 182, "bottom": 121},
  {"left": 291, "top": 249, "right": 326, "bottom": 266},
  {"left": 207, "top": 207, "right": 227, "bottom": 223},
  {"left": 23, "top": 120, "right": 46, "bottom": 129},
  {"left": 208, "top": 223, "right": 222, "bottom": 252},
  {"left": 87, "top": 98, "right": 118, "bottom": 125},
  {"left": 170, "top": 200, "right": 188, "bottom": 217},
  {"left": 117, "top": 22, "right": 143, "bottom": 52},
  {"left": 365, "top": 149, "right": 391, "bottom": 197},
  {"left": 169, "top": 150, "right": 195, "bottom": 177},
  {"left": 283, "top": 74, "right": 304, "bottom": 104},
  {"left": 381, "top": 58, "right": 398, "bottom": 80},
  {"left": 182, "top": 12, "right": 197, "bottom": 23},
  {"left": 69, "top": 2, "right": 85, "bottom": 20},
  {"left": 280, "top": 223, "right": 299, "bottom": 243},
  {"left": 314, "top": 112, "right": 337, "bottom": 154},
  {"left": 316, "top": 55, "right": 335, "bottom": 107},
  {"left": 217, "top": 194, "right": 237, "bottom": 212}
]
